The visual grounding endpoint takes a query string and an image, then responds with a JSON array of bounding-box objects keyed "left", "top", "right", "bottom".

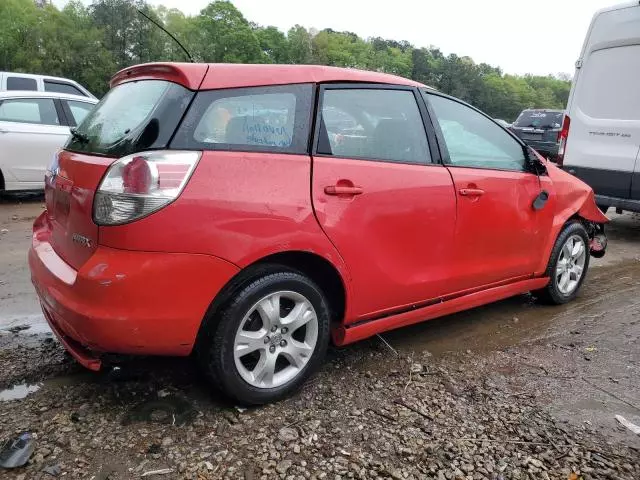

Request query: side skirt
[{"left": 332, "top": 277, "right": 550, "bottom": 346}]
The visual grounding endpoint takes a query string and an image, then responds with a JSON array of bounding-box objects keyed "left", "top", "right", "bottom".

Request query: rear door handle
[
  {"left": 324, "top": 185, "right": 363, "bottom": 196},
  {"left": 459, "top": 188, "right": 485, "bottom": 197}
]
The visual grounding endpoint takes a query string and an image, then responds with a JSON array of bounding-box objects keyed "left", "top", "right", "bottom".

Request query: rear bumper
[{"left": 29, "top": 212, "right": 239, "bottom": 364}]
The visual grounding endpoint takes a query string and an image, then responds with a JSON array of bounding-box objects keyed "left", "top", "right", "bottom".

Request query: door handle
[
  {"left": 459, "top": 188, "right": 485, "bottom": 197},
  {"left": 324, "top": 185, "right": 363, "bottom": 196},
  {"left": 0, "top": 129, "right": 8, "bottom": 134}
]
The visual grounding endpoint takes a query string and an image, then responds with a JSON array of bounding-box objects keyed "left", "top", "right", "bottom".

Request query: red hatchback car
[{"left": 29, "top": 63, "right": 608, "bottom": 404}]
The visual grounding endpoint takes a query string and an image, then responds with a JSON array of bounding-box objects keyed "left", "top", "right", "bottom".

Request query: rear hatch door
[
  {"left": 46, "top": 71, "right": 198, "bottom": 270},
  {"left": 47, "top": 151, "right": 112, "bottom": 268}
]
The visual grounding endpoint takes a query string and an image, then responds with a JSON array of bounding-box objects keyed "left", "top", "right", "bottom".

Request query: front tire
[
  {"left": 198, "top": 269, "right": 331, "bottom": 405},
  {"left": 534, "top": 221, "right": 590, "bottom": 305}
]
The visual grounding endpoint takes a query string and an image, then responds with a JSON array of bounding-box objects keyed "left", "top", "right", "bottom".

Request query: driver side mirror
[{"left": 525, "top": 146, "right": 547, "bottom": 175}]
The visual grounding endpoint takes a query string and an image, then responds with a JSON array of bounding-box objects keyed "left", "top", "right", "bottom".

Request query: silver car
[{"left": 0, "top": 91, "right": 97, "bottom": 191}]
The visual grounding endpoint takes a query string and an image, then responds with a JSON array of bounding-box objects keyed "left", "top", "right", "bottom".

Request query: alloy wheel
[
  {"left": 233, "top": 291, "right": 318, "bottom": 389},
  {"left": 556, "top": 234, "right": 587, "bottom": 295}
]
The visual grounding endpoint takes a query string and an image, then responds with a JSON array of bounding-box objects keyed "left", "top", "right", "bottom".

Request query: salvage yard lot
[{"left": 1, "top": 195, "right": 639, "bottom": 479}]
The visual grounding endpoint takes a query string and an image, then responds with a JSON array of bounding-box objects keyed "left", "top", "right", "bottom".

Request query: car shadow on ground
[{"left": 0, "top": 191, "right": 44, "bottom": 204}]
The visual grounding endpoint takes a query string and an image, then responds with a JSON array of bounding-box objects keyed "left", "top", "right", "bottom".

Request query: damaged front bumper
[{"left": 585, "top": 221, "right": 607, "bottom": 258}]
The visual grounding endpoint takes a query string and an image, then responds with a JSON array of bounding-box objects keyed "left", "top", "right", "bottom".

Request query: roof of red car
[{"left": 111, "top": 63, "right": 427, "bottom": 90}]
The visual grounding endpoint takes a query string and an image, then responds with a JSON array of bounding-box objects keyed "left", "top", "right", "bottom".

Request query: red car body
[{"left": 29, "top": 63, "right": 608, "bottom": 373}]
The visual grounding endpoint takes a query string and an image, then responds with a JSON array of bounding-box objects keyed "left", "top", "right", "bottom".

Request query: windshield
[
  {"left": 65, "top": 80, "right": 194, "bottom": 157},
  {"left": 514, "top": 110, "right": 563, "bottom": 129}
]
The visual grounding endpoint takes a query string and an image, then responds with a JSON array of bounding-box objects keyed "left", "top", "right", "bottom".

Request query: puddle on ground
[
  {"left": 0, "top": 383, "right": 41, "bottom": 401},
  {"left": 123, "top": 394, "right": 197, "bottom": 426},
  {"left": 0, "top": 313, "right": 51, "bottom": 335},
  {"left": 382, "top": 261, "right": 640, "bottom": 357}
]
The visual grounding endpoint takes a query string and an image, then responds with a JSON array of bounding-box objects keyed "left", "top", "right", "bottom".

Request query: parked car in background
[
  {"left": 510, "top": 109, "right": 564, "bottom": 161},
  {"left": 0, "top": 91, "right": 97, "bottom": 191},
  {"left": 29, "top": 63, "right": 608, "bottom": 405},
  {"left": 494, "top": 118, "right": 511, "bottom": 128},
  {"left": 0, "top": 72, "right": 95, "bottom": 99},
  {"left": 562, "top": 1, "right": 640, "bottom": 213}
]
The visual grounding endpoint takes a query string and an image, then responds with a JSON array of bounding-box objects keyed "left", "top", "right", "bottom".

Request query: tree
[
  {"left": 40, "top": 1, "right": 116, "bottom": 96},
  {"left": 193, "top": 1, "right": 261, "bottom": 63},
  {"left": 90, "top": 0, "right": 166, "bottom": 69},
  {"left": 287, "top": 25, "right": 312, "bottom": 64},
  {"left": 254, "top": 25, "right": 289, "bottom": 63},
  {"left": 0, "top": 0, "right": 572, "bottom": 113}
]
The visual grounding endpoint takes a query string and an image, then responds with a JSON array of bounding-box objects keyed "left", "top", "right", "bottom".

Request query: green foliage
[
  {"left": 287, "top": 25, "right": 313, "bottom": 64},
  {"left": 2, "top": 0, "right": 571, "bottom": 117}
]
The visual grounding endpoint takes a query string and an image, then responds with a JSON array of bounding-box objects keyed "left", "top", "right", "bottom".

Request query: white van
[
  {"left": 0, "top": 72, "right": 95, "bottom": 99},
  {"left": 562, "top": 1, "right": 640, "bottom": 212}
]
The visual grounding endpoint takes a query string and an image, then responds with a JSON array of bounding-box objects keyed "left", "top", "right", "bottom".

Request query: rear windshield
[
  {"left": 65, "top": 80, "right": 193, "bottom": 157},
  {"left": 513, "top": 110, "right": 563, "bottom": 129}
]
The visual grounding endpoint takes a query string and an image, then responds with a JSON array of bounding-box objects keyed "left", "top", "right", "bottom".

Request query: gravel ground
[
  {"left": 0, "top": 341, "right": 638, "bottom": 480},
  {"left": 1, "top": 196, "right": 639, "bottom": 479}
]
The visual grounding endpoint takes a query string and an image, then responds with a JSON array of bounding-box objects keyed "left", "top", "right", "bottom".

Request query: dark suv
[{"left": 510, "top": 109, "right": 564, "bottom": 161}]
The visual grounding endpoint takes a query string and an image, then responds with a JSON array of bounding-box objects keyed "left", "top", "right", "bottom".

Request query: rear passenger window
[
  {"left": 6, "top": 77, "right": 37, "bottom": 91},
  {"left": 0, "top": 98, "right": 60, "bottom": 125},
  {"left": 65, "top": 100, "right": 94, "bottom": 125},
  {"left": 44, "top": 80, "right": 85, "bottom": 97},
  {"left": 317, "top": 88, "right": 431, "bottom": 165},
  {"left": 172, "top": 84, "right": 312, "bottom": 154}
]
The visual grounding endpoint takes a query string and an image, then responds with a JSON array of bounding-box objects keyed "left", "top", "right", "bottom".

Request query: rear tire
[
  {"left": 534, "top": 221, "right": 590, "bottom": 305},
  {"left": 198, "top": 268, "right": 331, "bottom": 405}
]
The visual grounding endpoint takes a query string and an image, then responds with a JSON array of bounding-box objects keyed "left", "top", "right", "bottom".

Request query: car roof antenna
[{"left": 136, "top": 8, "right": 194, "bottom": 63}]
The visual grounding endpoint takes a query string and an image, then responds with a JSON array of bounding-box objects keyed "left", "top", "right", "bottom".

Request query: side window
[
  {"left": 428, "top": 94, "right": 525, "bottom": 171},
  {"left": 0, "top": 98, "right": 60, "bottom": 126},
  {"left": 65, "top": 100, "right": 94, "bottom": 126},
  {"left": 44, "top": 80, "right": 85, "bottom": 97},
  {"left": 6, "top": 77, "right": 37, "bottom": 91},
  {"left": 576, "top": 45, "right": 640, "bottom": 121},
  {"left": 172, "top": 84, "right": 312, "bottom": 154},
  {"left": 318, "top": 88, "right": 431, "bottom": 164}
]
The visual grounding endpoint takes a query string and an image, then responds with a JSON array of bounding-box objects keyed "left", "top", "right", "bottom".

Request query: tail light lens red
[
  {"left": 93, "top": 151, "right": 201, "bottom": 226},
  {"left": 122, "top": 156, "right": 155, "bottom": 194},
  {"left": 556, "top": 115, "right": 571, "bottom": 166}
]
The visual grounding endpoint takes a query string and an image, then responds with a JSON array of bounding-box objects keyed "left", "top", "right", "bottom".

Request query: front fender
[
  {"left": 535, "top": 164, "right": 609, "bottom": 275},
  {"left": 578, "top": 190, "right": 609, "bottom": 223}
]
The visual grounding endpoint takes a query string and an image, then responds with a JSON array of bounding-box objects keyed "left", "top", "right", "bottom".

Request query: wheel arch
[
  {"left": 536, "top": 209, "right": 600, "bottom": 275},
  {"left": 0, "top": 168, "right": 4, "bottom": 191},
  {"left": 195, "top": 250, "right": 348, "bottom": 350}
]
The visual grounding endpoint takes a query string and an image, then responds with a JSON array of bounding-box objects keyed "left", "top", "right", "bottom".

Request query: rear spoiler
[{"left": 110, "top": 63, "right": 208, "bottom": 90}]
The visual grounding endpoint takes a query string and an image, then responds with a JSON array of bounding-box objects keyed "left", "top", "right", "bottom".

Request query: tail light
[
  {"left": 556, "top": 115, "right": 571, "bottom": 166},
  {"left": 93, "top": 151, "right": 201, "bottom": 226}
]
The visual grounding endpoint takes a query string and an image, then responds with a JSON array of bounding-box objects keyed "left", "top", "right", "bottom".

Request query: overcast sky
[{"left": 52, "top": 0, "right": 623, "bottom": 75}]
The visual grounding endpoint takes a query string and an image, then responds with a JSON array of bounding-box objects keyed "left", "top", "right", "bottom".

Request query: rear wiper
[{"left": 69, "top": 128, "right": 89, "bottom": 144}]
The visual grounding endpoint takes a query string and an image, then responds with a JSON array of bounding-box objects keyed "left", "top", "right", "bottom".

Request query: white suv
[
  {"left": 0, "top": 72, "right": 95, "bottom": 99},
  {"left": 0, "top": 91, "right": 98, "bottom": 191}
]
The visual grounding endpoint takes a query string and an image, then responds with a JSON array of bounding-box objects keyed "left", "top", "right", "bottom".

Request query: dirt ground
[{"left": 0, "top": 194, "right": 639, "bottom": 479}]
